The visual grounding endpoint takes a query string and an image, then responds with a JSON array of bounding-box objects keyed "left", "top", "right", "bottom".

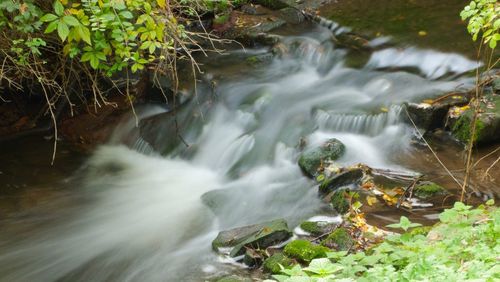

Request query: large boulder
[
  {"left": 298, "top": 138, "right": 346, "bottom": 177},
  {"left": 212, "top": 219, "right": 292, "bottom": 257}
]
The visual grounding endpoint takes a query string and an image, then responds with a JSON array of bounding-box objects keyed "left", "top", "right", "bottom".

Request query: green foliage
[
  {"left": 386, "top": 216, "right": 422, "bottom": 232},
  {"left": 460, "top": 0, "right": 499, "bottom": 49},
  {"left": 268, "top": 202, "right": 500, "bottom": 281}
]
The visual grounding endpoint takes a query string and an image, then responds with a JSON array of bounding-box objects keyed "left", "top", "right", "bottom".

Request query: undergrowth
[{"left": 266, "top": 201, "right": 499, "bottom": 282}]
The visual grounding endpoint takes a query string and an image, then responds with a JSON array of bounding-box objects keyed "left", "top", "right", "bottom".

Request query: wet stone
[
  {"left": 319, "top": 168, "right": 364, "bottom": 195},
  {"left": 320, "top": 227, "right": 354, "bottom": 251},
  {"left": 262, "top": 253, "right": 294, "bottom": 274},
  {"left": 298, "top": 138, "right": 346, "bottom": 178},
  {"left": 212, "top": 219, "right": 292, "bottom": 257}
]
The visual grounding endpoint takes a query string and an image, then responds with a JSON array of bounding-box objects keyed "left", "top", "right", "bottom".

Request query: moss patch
[
  {"left": 283, "top": 240, "right": 329, "bottom": 262},
  {"left": 321, "top": 228, "right": 354, "bottom": 251},
  {"left": 452, "top": 112, "right": 485, "bottom": 144},
  {"left": 414, "top": 181, "right": 448, "bottom": 199},
  {"left": 330, "top": 189, "right": 351, "bottom": 214},
  {"left": 262, "top": 253, "right": 294, "bottom": 274}
]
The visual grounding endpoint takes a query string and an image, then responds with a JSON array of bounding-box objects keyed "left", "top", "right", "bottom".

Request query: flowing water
[{"left": 0, "top": 3, "right": 495, "bottom": 282}]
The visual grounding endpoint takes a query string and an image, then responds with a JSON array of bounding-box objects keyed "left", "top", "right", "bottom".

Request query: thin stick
[{"left": 404, "top": 107, "right": 463, "bottom": 188}]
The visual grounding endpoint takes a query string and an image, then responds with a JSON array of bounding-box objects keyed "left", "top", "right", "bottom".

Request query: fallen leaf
[{"left": 367, "top": 196, "right": 378, "bottom": 206}]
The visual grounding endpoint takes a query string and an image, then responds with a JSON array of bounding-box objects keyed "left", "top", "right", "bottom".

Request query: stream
[{"left": 0, "top": 1, "right": 497, "bottom": 281}]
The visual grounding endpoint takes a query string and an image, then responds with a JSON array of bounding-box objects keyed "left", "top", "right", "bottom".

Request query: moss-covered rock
[
  {"left": 450, "top": 93, "right": 500, "bottom": 145},
  {"left": 299, "top": 221, "right": 337, "bottom": 236},
  {"left": 330, "top": 189, "right": 351, "bottom": 214},
  {"left": 321, "top": 228, "right": 354, "bottom": 251},
  {"left": 283, "top": 240, "right": 329, "bottom": 262},
  {"left": 212, "top": 219, "right": 292, "bottom": 257},
  {"left": 414, "top": 181, "right": 448, "bottom": 199},
  {"left": 262, "top": 253, "right": 294, "bottom": 274},
  {"left": 298, "top": 138, "right": 346, "bottom": 178}
]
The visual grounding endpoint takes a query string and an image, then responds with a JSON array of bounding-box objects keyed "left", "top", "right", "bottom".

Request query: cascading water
[{"left": 0, "top": 24, "right": 478, "bottom": 281}]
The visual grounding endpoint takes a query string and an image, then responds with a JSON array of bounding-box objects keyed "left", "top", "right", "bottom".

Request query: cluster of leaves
[
  {"left": 460, "top": 0, "right": 499, "bottom": 49},
  {"left": 266, "top": 201, "right": 499, "bottom": 281},
  {"left": 0, "top": 0, "right": 245, "bottom": 104}
]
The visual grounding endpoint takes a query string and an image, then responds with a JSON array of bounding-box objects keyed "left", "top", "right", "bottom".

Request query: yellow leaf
[
  {"left": 157, "top": 0, "right": 166, "bottom": 8},
  {"left": 422, "top": 99, "right": 434, "bottom": 104},
  {"left": 418, "top": 30, "right": 427, "bottom": 36},
  {"left": 382, "top": 194, "right": 398, "bottom": 206},
  {"left": 366, "top": 196, "right": 378, "bottom": 206},
  {"left": 380, "top": 107, "right": 388, "bottom": 112}
]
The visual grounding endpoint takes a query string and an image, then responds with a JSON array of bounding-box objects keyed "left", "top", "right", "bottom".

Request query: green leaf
[
  {"left": 386, "top": 216, "right": 422, "bottom": 231},
  {"left": 81, "top": 52, "right": 93, "bottom": 62},
  {"left": 119, "top": 11, "right": 133, "bottom": 19},
  {"left": 62, "top": 15, "right": 80, "bottom": 26},
  {"left": 57, "top": 22, "right": 69, "bottom": 41},
  {"left": 40, "top": 13, "right": 58, "bottom": 22},
  {"left": 54, "top": 1, "right": 64, "bottom": 16},
  {"left": 89, "top": 55, "right": 99, "bottom": 69},
  {"left": 78, "top": 26, "right": 91, "bottom": 45},
  {"left": 45, "top": 21, "right": 58, "bottom": 33},
  {"left": 489, "top": 38, "right": 496, "bottom": 49},
  {"left": 303, "top": 258, "right": 343, "bottom": 276}
]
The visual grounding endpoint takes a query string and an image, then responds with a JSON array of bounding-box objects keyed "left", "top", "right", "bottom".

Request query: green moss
[
  {"left": 213, "top": 13, "right": 230, "bottom": 25},
  {"left": 284, "top": 240, "right": 329, "bottom": 262},
  {"left": 321, "top": 228, "right": 354, "bottom": 251},
  {"left": 330, "top": 190, "right": 351, "bottom": 214},
  {"left": 452, "top": 110, "right": 485, "bottom": 144},
  {"left": 414, "top": 182, "right": 448, "bottom": 199},
  {"left": 262, "top": 253, "right": 294, "bottom": 274},
  {"left": 300, "top": 221, "right": 322, "bottom": 235}
]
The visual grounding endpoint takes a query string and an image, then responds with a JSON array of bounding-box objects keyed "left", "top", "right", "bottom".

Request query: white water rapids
[{"left": 0, "top": 26, "right": 477, "bottom": 281}]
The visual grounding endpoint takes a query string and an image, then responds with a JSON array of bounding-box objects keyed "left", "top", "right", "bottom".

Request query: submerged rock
[
  {"left": 298, "top": 138, "right": 346, "bottom": 177},
  {"left": 262, "top": 253, "right": 294, "bottom": 274},
  {"left": 319, "top": 168, "right": 364, "bottom": 195},
  {"left": 320, "top": 227, "right": 354, "bottom": 251},
  {"left": 413, "top": 181, "right": 448, "bottom": 199},
  {"left": 283, "top": 239, "right": 329, "bottom": 262},
  {"left": 212, "top": 219, "right": 292, "bottom": 257}
]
